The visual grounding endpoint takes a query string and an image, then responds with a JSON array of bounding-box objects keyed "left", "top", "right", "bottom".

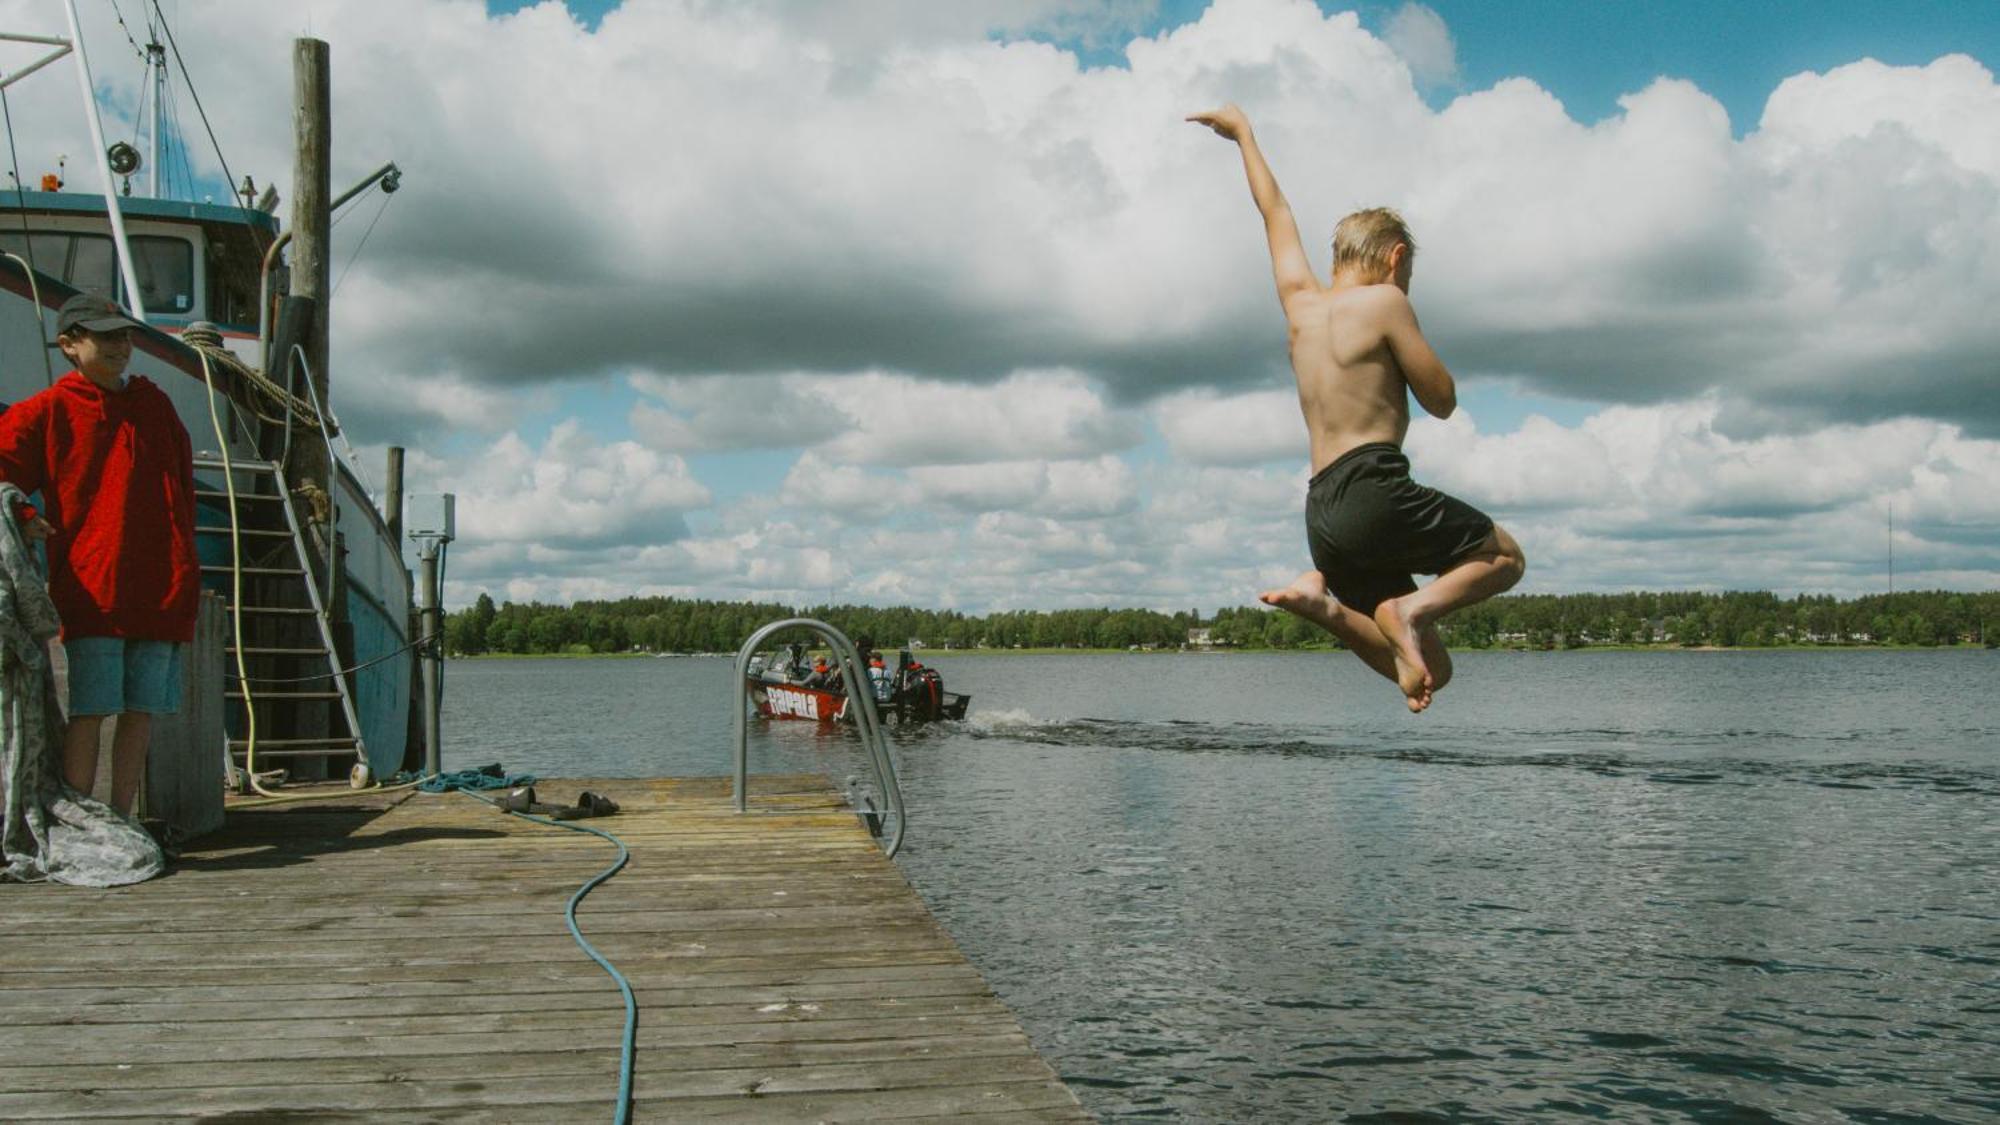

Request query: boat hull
[
  {"left": 749, "top": 680, "right": 850, "bottom": 723},
  {"left": 746, "top": 674, "right": 971, "bottom": 724}
]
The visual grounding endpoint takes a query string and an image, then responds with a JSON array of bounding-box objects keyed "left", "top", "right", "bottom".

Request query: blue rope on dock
[
  {"left": 446, "top": 778, "right": 637, "bottom": 1125},
  {"left": 415, "top": 763, "right": 535, "bottom": 793}
]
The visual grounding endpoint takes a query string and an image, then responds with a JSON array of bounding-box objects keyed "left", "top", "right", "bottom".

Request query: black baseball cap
[{"left": 54, "top": 292, "right": 142, "bottom": 337}]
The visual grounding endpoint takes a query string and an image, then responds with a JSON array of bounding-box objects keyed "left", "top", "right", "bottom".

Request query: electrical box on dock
[{"left": 407, "top": 493, "right": 456, "bottom": 542}]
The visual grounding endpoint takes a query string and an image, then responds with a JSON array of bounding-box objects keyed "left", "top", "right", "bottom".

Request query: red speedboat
[{"left": 747, "top": 644, "right": 970, "bottom": 724}]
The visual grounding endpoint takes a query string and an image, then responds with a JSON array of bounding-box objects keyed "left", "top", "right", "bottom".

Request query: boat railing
[{"left": 732, "top": 618, "right": 906, "bottom": 857}]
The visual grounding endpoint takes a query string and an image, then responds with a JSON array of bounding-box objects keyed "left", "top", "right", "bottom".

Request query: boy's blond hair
[{"left": 1332, "top": 207, "right": 1415, "bottom": 279}]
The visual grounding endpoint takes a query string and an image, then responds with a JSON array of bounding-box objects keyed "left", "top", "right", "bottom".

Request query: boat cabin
[{"left": 0, "top": 188, "right": 274, "bottom": 336}]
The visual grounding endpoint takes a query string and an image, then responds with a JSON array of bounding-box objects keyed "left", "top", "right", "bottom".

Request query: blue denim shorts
[{"left": 66, "top": 637, "right": 182, "bottom": 717}]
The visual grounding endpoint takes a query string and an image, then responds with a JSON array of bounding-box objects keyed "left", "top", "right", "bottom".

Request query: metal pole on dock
[
  {"left": 419, "top": 541, "right": 442, "bottom": 778},
  {"left": 409, "top": 494, "right": 454, "bottom": 779}
]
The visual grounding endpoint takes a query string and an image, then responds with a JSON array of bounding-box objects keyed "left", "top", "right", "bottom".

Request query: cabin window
[
  {"left": 205, "top": 256, "right": 258, "bottom": 329},
  {"left": 130, "top": 237, "right": 195, "bottom": 313},
  {"left": 0, "top": 232, "right": 73, "bottom": 279},
  {"left": 0, "top": 231, "right": 196, "bottom": 314},
  {"left": 70, "top": 236, "right": 117, "bottom": 294}
]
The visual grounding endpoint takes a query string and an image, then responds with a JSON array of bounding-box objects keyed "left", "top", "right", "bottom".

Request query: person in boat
[
  {"left": 805, "top": 657, "right": 832, "bottom": 689},
  {"left": 0, "top": 294, "right": 200, "bottom": 813},
  {"left": 868, "top": 653, "right": 893, "bottom": 703},
  {"left": 1189, "top": 104, "right": 1526, "bottom": 713}
]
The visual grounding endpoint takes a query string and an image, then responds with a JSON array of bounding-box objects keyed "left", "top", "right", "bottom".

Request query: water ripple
[{"left": 964, "top": 716, "right": 2000, "bottom": 795}]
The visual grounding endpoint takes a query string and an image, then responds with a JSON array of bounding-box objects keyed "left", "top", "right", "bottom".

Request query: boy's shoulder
[
  {"left": 1342, "top": 281, "right": 1411, "bottom": 308},
  {"left": 1292, "top": 281, "right": 1409, "bottom": 324}
]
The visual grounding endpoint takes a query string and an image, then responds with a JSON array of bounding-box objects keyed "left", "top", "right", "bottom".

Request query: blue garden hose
[{"left": 428, "top": 769, "right": 637, "bottom": 1124}]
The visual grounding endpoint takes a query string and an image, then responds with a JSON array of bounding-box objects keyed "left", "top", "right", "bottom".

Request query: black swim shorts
[{"left": 1304, "top": 442, "right": 1495, "bottom": 616}]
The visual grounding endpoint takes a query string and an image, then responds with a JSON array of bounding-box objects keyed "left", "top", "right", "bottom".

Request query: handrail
[
  {"left": 733, "top": 618, "right": 906, "bottom": 857},
  {"left": 0, "top": 251, "right": 55, "bottom": 386}
]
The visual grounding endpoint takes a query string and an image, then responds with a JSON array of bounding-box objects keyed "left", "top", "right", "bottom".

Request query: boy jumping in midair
[{"left": 1189, "top": 104, "right": 1525, "bottom": 712}]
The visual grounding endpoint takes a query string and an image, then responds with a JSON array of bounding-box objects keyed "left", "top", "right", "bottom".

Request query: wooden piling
[{"left": 143, "top": 593, "right": 227, "bottom": 837}]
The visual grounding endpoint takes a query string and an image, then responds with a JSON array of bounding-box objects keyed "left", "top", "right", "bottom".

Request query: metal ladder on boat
[
  {"left": 733, "top": 618, "right": 906, "bottom": 857},
  {"left": 192, "top": 455, "right": 366, "bottom": 777}
]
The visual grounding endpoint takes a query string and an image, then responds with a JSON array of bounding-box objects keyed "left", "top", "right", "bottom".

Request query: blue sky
[
  {"left": 491, "top": 0, "right": 1999, "bottom": 132},
  {"left": 1362, "top": 0, "right": 1997, "bottom": 129}
]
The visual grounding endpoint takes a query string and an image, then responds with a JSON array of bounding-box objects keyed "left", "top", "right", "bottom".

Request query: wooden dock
[{"left": 0, "top": 775, "right": 1091, "bottom": 1122}]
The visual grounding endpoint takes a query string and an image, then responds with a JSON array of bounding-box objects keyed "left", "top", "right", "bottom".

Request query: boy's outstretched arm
[{"left": 1187, "top": 105, "right": 1319, "bottom": 304}]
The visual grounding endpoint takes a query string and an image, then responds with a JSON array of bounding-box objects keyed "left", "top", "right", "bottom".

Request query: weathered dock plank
[{"left": 0, "top": 774, "right": 1089, "bottom": 1121}]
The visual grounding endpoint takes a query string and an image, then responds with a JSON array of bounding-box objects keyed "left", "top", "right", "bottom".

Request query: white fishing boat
[{"left": 2, "top": 7, "right": 416, "bottom": 785}]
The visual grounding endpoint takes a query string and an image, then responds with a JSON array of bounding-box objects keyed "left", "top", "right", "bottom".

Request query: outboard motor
[{"left": 908, "top": 666, "right": 946, "bottom": 722}]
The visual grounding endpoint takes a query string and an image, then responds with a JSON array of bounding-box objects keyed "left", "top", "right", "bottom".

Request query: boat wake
[
  {"left": 962, "top": 716, "right": 2000, "bottom": 795},
  {"left": 962, "top": 707, "right": 1039, "bottom": 733}
]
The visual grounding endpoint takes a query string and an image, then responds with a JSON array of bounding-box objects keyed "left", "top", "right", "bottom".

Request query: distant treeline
[{"left": 444, "top": 589, "right": 1999, "bottom": 656}]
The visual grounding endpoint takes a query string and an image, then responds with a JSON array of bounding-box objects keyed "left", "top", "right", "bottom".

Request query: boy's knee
[{"left": 1493, "top": 528, "right": 1526, "bottom": 583}]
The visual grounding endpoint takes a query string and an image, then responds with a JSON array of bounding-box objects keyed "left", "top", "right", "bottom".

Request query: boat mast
[
  {"left": 147, "top": 35, "right": 166, "bottom": 197},
  {"left": 59, "top": 0, "right": 147, "bottom": 319}
]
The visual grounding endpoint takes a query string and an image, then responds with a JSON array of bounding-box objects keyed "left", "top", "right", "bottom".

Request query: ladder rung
[
  {"left": 194, "top": 489, "right": 286, "bottom": 503},
  {"left": 229, "top": 745, "right": 361, "bottom": 758},
  {"left": 193, "top": 456, "right": 280, "bottom": 471},
  {"left": 227, "top": 646, "right": 331, "bottom": 657},
  {"left": 226, "top": 691, "right": 343, "bottom": 700},
  {"left": 195, "top": 526, "right": 293, "bottom": 538},
  {"left": 201, "top": 565, "right": 305, "bottom": 577},
  {"left": 218, "top": 606, "right": 319, "bottom": 616}
]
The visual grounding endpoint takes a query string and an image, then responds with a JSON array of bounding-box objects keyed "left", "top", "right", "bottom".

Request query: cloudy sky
[{"left": 5, "top": 0, "right": 1996, "bottom": 612}]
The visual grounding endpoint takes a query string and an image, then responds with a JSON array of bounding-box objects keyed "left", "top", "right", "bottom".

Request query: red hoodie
[{"left": 0, "top": 371, "right": 200, "bottom": 642}]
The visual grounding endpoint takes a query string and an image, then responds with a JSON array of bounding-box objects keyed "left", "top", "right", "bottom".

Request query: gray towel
[{"left": 0, "top": 482, "right": 164, "bottom": 886}]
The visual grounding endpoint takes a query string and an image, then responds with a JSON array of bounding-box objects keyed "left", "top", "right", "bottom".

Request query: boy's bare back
[{"left": 1284, "top": 283, "right": 1454, "bottom": 476}]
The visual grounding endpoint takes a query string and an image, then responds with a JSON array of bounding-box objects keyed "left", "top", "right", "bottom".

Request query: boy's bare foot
[
  {"left": 1394, "top": 653, "right": 1432, "bottom": 711},
  {"left": 1266, "top": 572, "right": 1431, "bottom": 710},
  {"left": 1375, "top": 595, "right": 1433, "bottom": 692},
  {"left": 1259, "top": 571, "right": 1338, "bottom": 630}
]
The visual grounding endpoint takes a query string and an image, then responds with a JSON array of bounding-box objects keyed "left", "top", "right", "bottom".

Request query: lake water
[{"left": 443, "top": 649, "right": 2000, "bottom": 1122}]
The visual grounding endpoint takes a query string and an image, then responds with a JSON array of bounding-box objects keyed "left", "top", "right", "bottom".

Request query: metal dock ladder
[
  {"left": 733, "top": 618, "right": 907, "bottom": 856},
  {"left": 193, "top": 455, "right": 366, "bottom": 778}
]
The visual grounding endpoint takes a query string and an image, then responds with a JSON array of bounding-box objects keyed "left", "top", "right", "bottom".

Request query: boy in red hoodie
[{"left": 0, "top": 293, "right": 200, "bottom": 815}]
